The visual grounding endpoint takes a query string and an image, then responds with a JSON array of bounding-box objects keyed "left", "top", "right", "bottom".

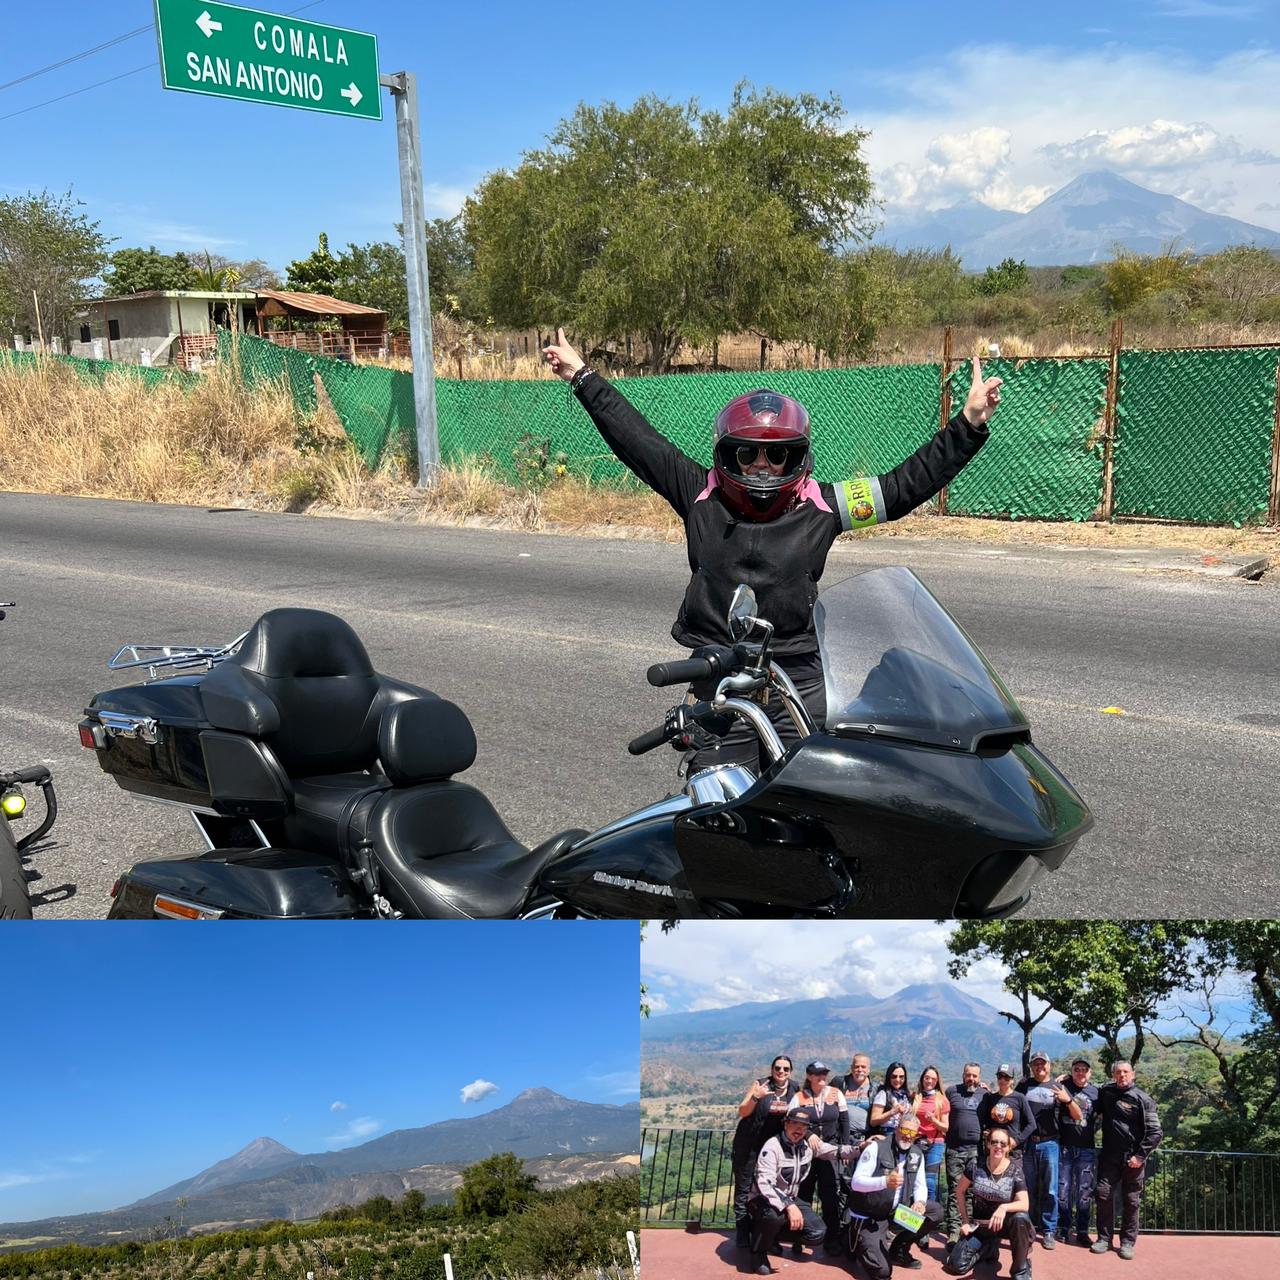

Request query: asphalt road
[{"left": 2, "top": 492, "right": 1277, "bottom": 919}]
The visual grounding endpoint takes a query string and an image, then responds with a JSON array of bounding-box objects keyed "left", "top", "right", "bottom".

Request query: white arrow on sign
[
  {"left": 340, "top": 82, "right": 363, "bottom": 108},
  {"left": 196, "top": 10, "right": 222, "bottom": 38}
]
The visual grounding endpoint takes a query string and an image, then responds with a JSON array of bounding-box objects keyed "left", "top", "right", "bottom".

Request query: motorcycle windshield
[{"left": 814, "top": 566, "right": 1029, "bottom": 751}]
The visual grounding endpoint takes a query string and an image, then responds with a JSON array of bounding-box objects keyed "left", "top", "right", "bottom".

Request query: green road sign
[{"left": 154, "top": 0, "right": 381, "bottom": 120}]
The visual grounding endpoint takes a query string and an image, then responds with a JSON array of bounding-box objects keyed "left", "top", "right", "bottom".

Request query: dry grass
[
  {"left": 3, "top": 354, "right": 1273, "bottom": 553},
  {"left": 0, "top": 356, "right": 323, "bottom": 508}
]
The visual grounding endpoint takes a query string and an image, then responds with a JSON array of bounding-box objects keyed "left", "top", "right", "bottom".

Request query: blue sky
[
  {"left": 0, "top": 923, "right": 639, "bottom": 1222},
  {"left": 2, "top": 1, "right": 1279, "bottom": 273}
]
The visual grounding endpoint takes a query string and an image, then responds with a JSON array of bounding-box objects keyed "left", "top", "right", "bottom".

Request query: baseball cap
[
  {"left": 996, "top": 1063, "right": 1015, "bottom": 1078},
  {"left": 806, "top": 1061, "right": 830, "bottom": 1075},
  {"left": 1072, "top": 1057, "right": 1092, "bottom": 1068},
  {"left": 1030, "top": 1051, "right": 1049, "bottom": 1064},
  {"left": 786, "top": 1106, "right": 817, "bottom": 1128}
]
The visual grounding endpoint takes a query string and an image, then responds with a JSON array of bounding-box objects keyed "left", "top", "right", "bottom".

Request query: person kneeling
[
  {"left": 747, "top": 1106, "right": 850, "bottom": 1276},
  {"left": 846, "top": 1113, "right": 944, "bottom": 1277},
  {"left": 949, "top": 1128, "right": 1034, "bottom": 1280}
]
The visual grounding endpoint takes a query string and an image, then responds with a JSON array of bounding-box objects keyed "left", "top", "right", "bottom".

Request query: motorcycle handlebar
[
  {"left": 3, "top": 766, "right": 50, "bottom": 786},
  {"left": 627, "top": 723, "right": 671, "bottom": 756},
  {"left": 647, "top": 656, "right": 715, "bottom": 687}
]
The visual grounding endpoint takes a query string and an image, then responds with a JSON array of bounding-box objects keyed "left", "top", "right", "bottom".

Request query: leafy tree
[
  {"left": 330, "top": 239, "right": 408, "bottom": 329},
  {"left": 425, "top": 215, "right": 473, "bottom": 316},
  {"left": 455, "top": 1152, "right": 538, "bottom": 1219},
  {"left": 1196, "top": 245, "right": 1280, "bottom": 322},
  {"left": 103, "top": 245, "right": 196, "bottom": 294},
  {"left": 1102, "top": 243, "right": 1194, "bottom": 312},
  {"left": 464, "top": 83, "right": 874, "bottom": 372},
  {"left": 1158, "top": 922, "right": 1280, "bottom": 1145},
  {"left": 0, "top": 187, "right": 111, "bottom": 341},
  {"left": 286, "top": 231, "right": 343, "bottom": 294},
  {"left": 397, "top": 1188, "right": 426, "bottom": 1222},
  {"left": 975, "top": 256, "right": 1030, "bottom": 297},
  {"left": 948, "top": 921, "right": 1195, "bottom": 1068}
]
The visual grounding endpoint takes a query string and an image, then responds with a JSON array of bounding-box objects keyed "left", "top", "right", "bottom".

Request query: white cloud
[
  {"left": 587, "top": 1069, "right": 641, "bottom": 1097},
  {"left": 855, "top": 44, "right": 1280, "bottom": 232},
  {"left": 460, "top": 1078, "right": 499, "bottom": 1104},
  {"left": 1040, "top": 119, "right": 1279, "bottom": 173},
  {"left": 1152, "top": 1, "right": 1260, "bottom": 16},
  {"left": 330, "top": 1100, "right": 348, "bottom": 1112},
  {"left": 645, "top": 990, "right": 669, "bottom": 1014},
  {"left": 644, "top": 922, "right": 1017, "bottom": 1012},
  {"left": 425, "top": 183, "right": 471, "bottom": 219},
  {"left": 325, "top": 1116, "right": 382, "bottom": 1146}
]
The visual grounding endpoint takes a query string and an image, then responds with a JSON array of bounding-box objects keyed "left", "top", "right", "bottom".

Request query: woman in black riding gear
[{"left": 543, "top": 329, "right": 1003, "bottom": 770}]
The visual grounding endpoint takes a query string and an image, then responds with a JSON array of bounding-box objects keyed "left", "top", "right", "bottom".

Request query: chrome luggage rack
[{"left": 108, "top": 632, "right": 249, "bottom": 681}]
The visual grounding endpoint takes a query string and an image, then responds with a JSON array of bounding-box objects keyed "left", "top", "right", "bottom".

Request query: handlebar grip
[
  {"left": 7, "top": 766, "right": 50, "bottom": 785},
  {"left": 647, "top": 657, "right": 715, "bottom": 688},
  {"left": 627, "top": 723, "right": 671, "bottom": 756}
]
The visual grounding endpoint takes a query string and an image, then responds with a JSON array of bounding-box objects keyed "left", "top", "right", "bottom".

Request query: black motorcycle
[
  {"left": 85, "top": 567, "right": 1092, "bottom": 920},
  {"left": 1, "top": 601, "right": 59, "bottom": 919}
]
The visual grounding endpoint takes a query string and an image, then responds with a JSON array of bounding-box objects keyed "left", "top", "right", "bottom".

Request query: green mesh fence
[
  {"left": 0, "top": 346, "right": 198, "bottom": 390},
  {"left": 944, "top": 357, "right": 1109, "bottom": 521},
  {"left": 217, "top": 329, "right": 316, "bottom": 414},
  {"left": 315, "top": 358, "right": 415, "bottom": 466},
  {"left": 436, "top": 364, "right": 943, "bottom": 487},
  {"left": 14, "top": 334, "right": 1274, "bottom": 526},
  {"left": 1114, "top": 347, "right": 1279, "bottom": 524}
]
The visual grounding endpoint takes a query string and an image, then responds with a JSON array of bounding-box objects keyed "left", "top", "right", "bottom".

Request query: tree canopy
[
  {"left": 103, "top": 246, "right": 197, "bottom": 295},
  {"left": 0, "top": 188, "right": 111, "bottom": 341},
  {"left": 454, "top": 1152, "right": 538, "bottom": 1220},
  {"left": 463, "top": 83, "right": 875, "bottom": 371}
]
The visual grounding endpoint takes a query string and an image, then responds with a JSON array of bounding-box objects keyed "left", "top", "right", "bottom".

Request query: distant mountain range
[
  {"left": 878, "top": 170, "right": 1280, "bottom": 268},
  {"left": 641, "top": 982, "right": 1076, "bottom": 1089},
  {"left": 0, "top": 1088, "right": 640, "bottom": 1248}
]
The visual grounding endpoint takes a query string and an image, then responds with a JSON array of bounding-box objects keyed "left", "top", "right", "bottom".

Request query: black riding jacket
[{"left": 573, "top": 371, "right": 989, "bottom": 661}]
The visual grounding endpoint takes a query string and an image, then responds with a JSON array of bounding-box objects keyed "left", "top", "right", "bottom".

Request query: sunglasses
[
  {"left": 988, "top": 1140, "right": 1010, "bottom": 1148},
  {"left": 735, "top": 444, "right": 790, "bottom": 467},
  {"left": 773, "top": 1065, "right": 792, "bottom": 1072}
]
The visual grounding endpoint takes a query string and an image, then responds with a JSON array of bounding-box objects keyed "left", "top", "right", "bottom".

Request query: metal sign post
[
  {"left": 381, "top": 70, "right": 439, "bottom": 485},
  {"left": 152, "top": 1, "right": 442, "bottom": 485}
]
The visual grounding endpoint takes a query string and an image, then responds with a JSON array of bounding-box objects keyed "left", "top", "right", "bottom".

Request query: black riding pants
[{"left": 750, "top": 1199, "right": 826, "bottom": 1267}]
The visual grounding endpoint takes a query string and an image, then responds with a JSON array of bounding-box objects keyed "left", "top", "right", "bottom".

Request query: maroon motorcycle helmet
[{"left": 712, "top": 389, "right": 813, "bottom": 520}]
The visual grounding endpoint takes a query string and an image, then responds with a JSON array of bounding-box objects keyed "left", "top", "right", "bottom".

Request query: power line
[
  {"left": 0, "top": 64, "right": 153, "bottom": 124},
  {"left": 0, "top": 2, "right": 329, "bottom": 122},
  {"left": 0, "top": 26, "right": 151, "bottom": 93}
]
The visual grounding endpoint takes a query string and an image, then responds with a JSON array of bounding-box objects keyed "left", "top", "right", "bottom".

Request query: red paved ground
[{"left": 639, "top": 1227, "right": 1280, "bottom": 1280}]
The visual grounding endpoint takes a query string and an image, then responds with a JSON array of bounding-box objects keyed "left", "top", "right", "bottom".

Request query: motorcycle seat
[{"left": 366, "top": 782, "right": 556, "bottom": 918}]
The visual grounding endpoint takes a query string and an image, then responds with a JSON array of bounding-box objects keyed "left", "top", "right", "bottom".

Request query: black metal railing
[{"left": 641, "top": 1128, "right": 1280, "bottom": 1235}]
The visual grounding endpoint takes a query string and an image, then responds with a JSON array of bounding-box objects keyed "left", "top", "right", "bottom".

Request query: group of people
[{"left": 732, "top": 1052, "right": 1163, "bottom": 1278}]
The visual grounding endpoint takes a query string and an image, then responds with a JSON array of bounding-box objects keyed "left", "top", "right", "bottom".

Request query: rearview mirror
[{"left": 728, "top": 584, "right": 758, "bottom": 641}]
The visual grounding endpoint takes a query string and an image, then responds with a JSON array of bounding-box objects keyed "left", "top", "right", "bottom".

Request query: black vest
[
  {"left": 796, "top": 1086, "right": 843, "bottom": 1142},
  {"left": 847, "top": 1135, "right": 924, "bottom": 1219}
]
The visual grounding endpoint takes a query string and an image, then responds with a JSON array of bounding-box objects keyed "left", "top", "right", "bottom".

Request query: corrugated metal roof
[{"left": 255, "top": 289, "right": 386, "bottom": 317}]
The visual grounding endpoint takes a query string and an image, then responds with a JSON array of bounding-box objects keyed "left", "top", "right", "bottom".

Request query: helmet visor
[{"left": 716, "top": 436, "right": 810, "bottom": 492}]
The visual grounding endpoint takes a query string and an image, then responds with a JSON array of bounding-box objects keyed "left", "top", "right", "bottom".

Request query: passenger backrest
[{"left": 201, "top": 608, "right": 387, "bottom": 777}]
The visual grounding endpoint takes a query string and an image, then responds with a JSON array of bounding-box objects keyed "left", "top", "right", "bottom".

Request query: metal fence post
[
  {"left": 938, "top": 325, "right": 953, "bottom": 516},
  {"left": 1269, "top": 354, "right": 1280, "bottom": 527},
  {"left": 1100, "top": 316, "right": 1123, "bottom": 522}
]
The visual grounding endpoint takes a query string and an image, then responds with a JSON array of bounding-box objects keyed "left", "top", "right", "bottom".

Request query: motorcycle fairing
[{"left": 672, "top": 733, "right": 1092, "bottom": 918}]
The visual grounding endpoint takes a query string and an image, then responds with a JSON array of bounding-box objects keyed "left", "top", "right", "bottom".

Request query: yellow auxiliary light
[{"left": 1, "top": 789, "right": 26, "bottom": 818}]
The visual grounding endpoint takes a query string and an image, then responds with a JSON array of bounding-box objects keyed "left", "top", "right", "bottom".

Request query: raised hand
[
  {"left": 542, "top": 326, "right": 585, "bottom": 382},
  {"left": 963, "top": 356, "right": 1003, "bottom": 426}
]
